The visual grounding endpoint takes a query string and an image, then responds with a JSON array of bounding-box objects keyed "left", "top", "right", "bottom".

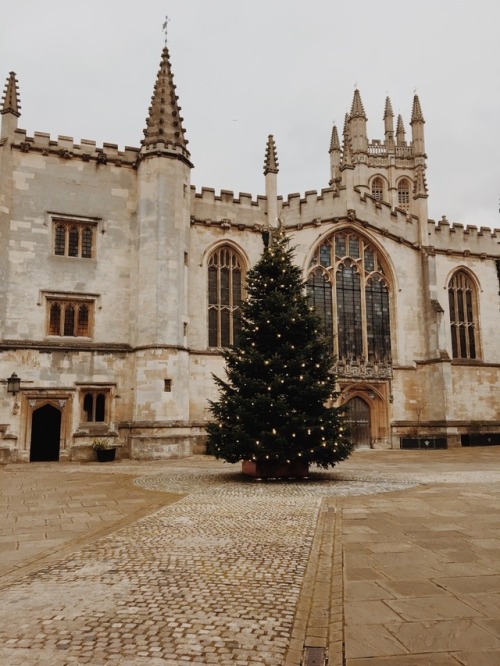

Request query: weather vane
[{"left": 162, "top": 15, "right": 170, "bottom": 45}]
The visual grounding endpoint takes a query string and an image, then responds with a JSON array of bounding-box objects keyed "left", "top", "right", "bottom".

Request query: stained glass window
[{"left": 307, "top": 231, "right": 391, "bottom": 361}]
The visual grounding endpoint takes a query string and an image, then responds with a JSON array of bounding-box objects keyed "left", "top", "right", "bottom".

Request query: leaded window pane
[
  {"left": 336, "top": 263, "right": 362, "bottom": 358},
  {"left": 220, "top": 309, "right": 230, "bottom": 347},
  {"left": 55, "top": 225, "right": 66, "bottom": 255},
  {"left": 208, "top": 308, "right": 218, "bottom": 347},
  {"left": 83, "top": 393, "right": 93, "bottom": 421},
  {"left": 220, "top": 267, "right": 230, "bottom": 306},
  {"left": 349, "top": 236, "right": 360, "bottom": 259},
  {"left": 77, "top": 305, "right": 89, "bottom": 337},
  {"left": 82, "top": 227, "right": 93, "bottom": 258},
  {"left": 68, "top": 227, "right": 79, "bottom": 257},
  {"left": 319, "top": 243, "right": 331, "bottom": 267},
  {"left": 366, "top": 276, "right": 391, "bottom": 358},
  {"left": 335, "top": 235, "right": 346, "bottom": 258},
  {"left": 95, "top": 394, "right": 106, "bottom": 422},
  {"left": 49, "top": 303, "right": 61, "bottom": 335},
  {"left": 307, "top": 270, "right": 333, "bottom": 353},
  {"left": 364, "top": 247, "right": 375, "bottom": 272},
  {"left": 64, "top": 305, "right": 76, "bottom": 336}
]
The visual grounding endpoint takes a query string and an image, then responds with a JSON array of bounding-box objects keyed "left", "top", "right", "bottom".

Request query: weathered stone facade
[{"left": 1, "top": 47, "right": 499, "bottom": 462}]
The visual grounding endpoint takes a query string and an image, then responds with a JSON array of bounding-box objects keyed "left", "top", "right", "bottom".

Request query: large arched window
[
  {"left": 397, "top": 178, "right": 411, "bottom": 211},
  {"left": 307, "top": 231, "right": 391, "bottom": 361},
  {"left": 371, "top": 177, "right": 384, "bottom": 201},
  {"left": 448, "top": 270, "right": 479, "bottom": 359},
  {"left": 208, "top": 246, "right": 245, "bottom": 347}
]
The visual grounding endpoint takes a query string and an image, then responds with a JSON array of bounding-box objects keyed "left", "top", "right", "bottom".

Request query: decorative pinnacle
[
  {"left": 263, "top": 134, "right": 279, "bottom": 175},
  {"left": 341, "top": 113, "right": 353, "bottom": 167},
  {"left": 350, "top": 89, "right": 367, "bottom": 120},
  {"left": 410, "top": 94, "right": 425, "bottom": 123},
  {"left": 142, "top": 46, "right": 190, "bottom": 155},
  {"left": 396, "top": 114, "right": 405, "bottom": 137},
  {"left": 329, "top": 125, "right": 340, "bottom": 153},
  {"left": 1, "top": 72, "right": 21, "bottom": 117},
  {"left": 384, "top": 96, "right": 393, "bottom": 119}
]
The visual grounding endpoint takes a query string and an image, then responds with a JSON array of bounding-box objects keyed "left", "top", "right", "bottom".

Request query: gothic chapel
[{"left": 1, "top": 44, "right": 499, "bottom": 462}]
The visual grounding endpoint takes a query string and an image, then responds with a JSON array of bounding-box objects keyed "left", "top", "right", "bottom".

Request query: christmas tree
[{"left": 206, "top": 231, "right": 353, "bottom": 475}]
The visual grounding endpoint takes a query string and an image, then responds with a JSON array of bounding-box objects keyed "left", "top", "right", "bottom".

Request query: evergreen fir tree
[{"left": 206, "top": 232, "right": 353, "bottom": 470}]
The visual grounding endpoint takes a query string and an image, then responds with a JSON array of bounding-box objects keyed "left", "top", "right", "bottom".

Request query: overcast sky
[{"left": 1, "top": 1, "right": 499, "bottom": 228}]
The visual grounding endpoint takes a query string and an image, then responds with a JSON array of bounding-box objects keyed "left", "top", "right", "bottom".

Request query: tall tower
[{"left": 133, "top": 44, "right": 194, "bottom": 429}]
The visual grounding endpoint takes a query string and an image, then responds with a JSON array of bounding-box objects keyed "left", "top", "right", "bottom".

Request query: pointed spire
[
  {"left": 341, "top": 113, "right": 353, "bottom": 168},
  {"left": 329, "top": 124, "right": 341, "bottom": 189},
  {"left": 142, "top": 47, "right": 189, "bottom": 157},
  {"left": 263, "top": 134, "right": 279, "bottom": 175},
  {"left": 1, "top": 72, "right": 21, "bottom": 117},
  {"left": 410, "top": 94, "right": 425, "bottom": 124},
  {"left": 396, "top": 114, "right": 406, "bottom": 145},
  {"left": 329, "top": 125, "right": 340, "bottom": 153},
  {"left": 350, "top": 89, "right": 367, "bottom": 120},
  {"left": 383, "top": 96, "right": 393, "bottom": 120}
]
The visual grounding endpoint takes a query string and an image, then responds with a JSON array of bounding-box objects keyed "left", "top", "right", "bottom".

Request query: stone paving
[{"left": 1, "top": 449, "right": 500, "bottom": 664}]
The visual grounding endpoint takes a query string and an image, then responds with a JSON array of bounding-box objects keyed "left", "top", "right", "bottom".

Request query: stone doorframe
[
  {"left": 19, "top": 390, "right": 74, "bottom": 462},
  {"left": 339, "top": 382, "right": 391, "bottom": 449}
]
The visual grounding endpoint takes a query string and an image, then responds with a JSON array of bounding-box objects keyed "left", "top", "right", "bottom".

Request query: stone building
[{"left": 1, "top": 44, "right": 499, "bottom": 462}]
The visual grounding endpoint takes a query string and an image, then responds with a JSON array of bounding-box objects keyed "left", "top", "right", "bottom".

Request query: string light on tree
[{"left": 206, "top": 231, "right": 353, "bottom": 476}]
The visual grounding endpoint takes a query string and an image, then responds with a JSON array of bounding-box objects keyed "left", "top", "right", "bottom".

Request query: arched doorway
[
  {"left": 30, "top": 404, "right": 61, "bottom": 462},
  {"left": 345, "top": 397, "right": 371, "bottom": 449}
]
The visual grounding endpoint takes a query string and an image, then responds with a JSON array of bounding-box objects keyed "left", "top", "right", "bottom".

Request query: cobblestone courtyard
[{"left": 2, "top": 449, "right": 500, "bottom": 664}]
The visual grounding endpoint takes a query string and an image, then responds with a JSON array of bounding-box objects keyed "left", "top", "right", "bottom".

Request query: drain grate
[{"left": 303, "top": 646, "right": 327, "bottom": 665}]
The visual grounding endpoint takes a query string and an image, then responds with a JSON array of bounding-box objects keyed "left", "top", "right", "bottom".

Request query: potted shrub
[{"left": 92, "top": 437, "right": 116, "bottom": 462}]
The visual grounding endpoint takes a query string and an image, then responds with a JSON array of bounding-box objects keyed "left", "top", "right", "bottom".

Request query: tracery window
[
  {"left": 371, "top": 177, "right": 384, "bottom": 201},
  {"left": 307, "top": 231, "right": 391, "bottom": 361},
  {"left": 397, "top": 179, "right": 411, "bottom": 211},
  {"left": 448, "top": 271, "right": 479, "bottom": 359},
  {"left": 47, "top": 299, "right": 93, "bottom": 337},
  {"left": 208, "top": 246, "right": 244, "bottom": 347},
  {"left": 53, "top": 219, "right": 95, "bottom": 258}
]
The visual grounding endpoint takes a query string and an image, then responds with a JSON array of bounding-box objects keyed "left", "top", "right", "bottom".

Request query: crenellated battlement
[
  {"left": 424, "top": 216, "right": 500, "bottom": 257},
  {"left": 191, "top": 185, "right": 266, "bottom": 208},
  {"left": 7, "top": 128, "right": 140, "bottom": 166}
]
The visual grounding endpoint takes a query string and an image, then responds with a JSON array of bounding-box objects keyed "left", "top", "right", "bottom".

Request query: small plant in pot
[{"left": 92, "top": 437, "right": 116, "bottom": 462}]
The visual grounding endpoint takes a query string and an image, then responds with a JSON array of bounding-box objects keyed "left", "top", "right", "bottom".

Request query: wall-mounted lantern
[{"left": 7, "top": 372, "right": 21, "bottom": 396}]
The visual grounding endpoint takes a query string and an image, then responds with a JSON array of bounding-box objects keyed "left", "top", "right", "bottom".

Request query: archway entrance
[
  {"left": 30, "top": 404, "right": 61, "bottom": 461},
  {"left": 345, "top": 397, "right": 371, "bottom": 449}
]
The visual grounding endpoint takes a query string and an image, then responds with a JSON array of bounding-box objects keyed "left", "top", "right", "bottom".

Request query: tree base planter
[
  {"left": 242, "top": 460, "right": 309, "bottom": 479},
  {"left": 96, "top": 448, "right": 116, "bottom": 462}
]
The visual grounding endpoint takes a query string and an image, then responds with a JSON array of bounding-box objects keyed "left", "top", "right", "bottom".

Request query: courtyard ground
[{"left": 1, "top": 448, "right": 500, "bottom": 664}]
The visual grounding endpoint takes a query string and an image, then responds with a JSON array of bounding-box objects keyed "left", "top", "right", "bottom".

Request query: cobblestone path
[{"left": 0, "top": 466, "right": 410, "bottom": 665}]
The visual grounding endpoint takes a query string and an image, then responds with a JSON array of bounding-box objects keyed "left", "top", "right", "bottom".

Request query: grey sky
[{"left": 1, "top": 0, "right": 499, "bottom": 228}]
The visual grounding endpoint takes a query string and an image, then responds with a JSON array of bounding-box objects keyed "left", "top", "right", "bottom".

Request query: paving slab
[{"left": 2, "top": 448, "right": 500, "bottom": 663}]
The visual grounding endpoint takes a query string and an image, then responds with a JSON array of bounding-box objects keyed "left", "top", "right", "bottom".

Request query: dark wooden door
[{"left": 345, "top": 397, "right": 371, "bottom": 449}]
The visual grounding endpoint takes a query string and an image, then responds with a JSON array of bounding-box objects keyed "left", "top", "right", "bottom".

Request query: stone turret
[
  {"left": 349, "top": 89, "right": 368, "bottom": 154},
  {"left": 263, "top": 134, "right": 279, "bottom": 227},
  {"left": 329, "top": 124, "right": 341, "bottom": 189},
  {"left": 1, "top": 72, "right": 20, "bottom": 138},
  {"left": 410, "top": 94, "right": 425, "bottom": 157},
  {"left": 396, "top": 114, "right": 406, "bottom": 146},
  {"left": 134, "top": 43, "right": 193, "bottom": 424},
  {"left": 383, "top": 96, "right": 395, "bottom": 151}
]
